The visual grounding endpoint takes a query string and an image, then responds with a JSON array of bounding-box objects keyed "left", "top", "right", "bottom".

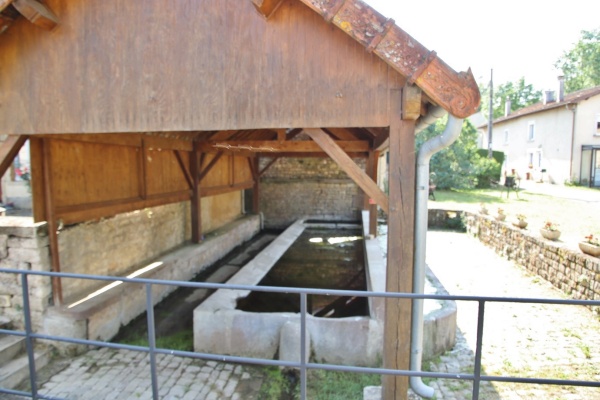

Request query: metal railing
[{"left": 1, "top": 267, "right": 599, "bottom": 400}]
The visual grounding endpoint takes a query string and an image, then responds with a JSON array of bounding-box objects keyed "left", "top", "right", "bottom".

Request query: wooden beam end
[
  {"left": 251, "top": 0, "right": 285, "bottom": 19},
  {"left": 13, "top": 0, "right": 59, "bottom": 31}
]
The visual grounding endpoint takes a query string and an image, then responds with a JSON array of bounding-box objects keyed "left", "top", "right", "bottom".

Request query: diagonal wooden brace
[{"left": 12, "top": 0, "right": 59, "bottom": 30}]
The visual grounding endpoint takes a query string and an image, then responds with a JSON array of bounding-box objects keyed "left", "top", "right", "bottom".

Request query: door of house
[{"left": 593, "top": 149, "right": 600, "bottom": 187}]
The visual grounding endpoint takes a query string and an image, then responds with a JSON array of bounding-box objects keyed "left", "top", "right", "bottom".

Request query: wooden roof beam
[
  {"left": 304, "top": 128, "right": 388, "bottom": 213},
  {"left": 324, "top": 127, "right": 361, "bottom": 141},
  {"left": 12, "top": 0, "right": 59, "bottom": 30},
  {"left": 251, "top": 0, "right": 285, "bottom": 19},
  {"left": 197, "top": 139, "right": 370, "bottom": 154},
  {"left": 298, "top": 0, "right": 480, "bottom": 118}
]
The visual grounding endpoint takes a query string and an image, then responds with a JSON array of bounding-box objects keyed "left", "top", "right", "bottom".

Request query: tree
[
  {"left": 555, "top": 28, "right": 600, "bottom": 92},
  {"left": 479, "top": 77, "right": 541, "bottom": 119},
  {"left": 416, "top": 118, "right": 500, "bottom": 190}
]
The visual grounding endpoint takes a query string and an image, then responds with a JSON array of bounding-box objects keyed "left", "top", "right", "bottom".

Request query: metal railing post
[
  {"left": 145, "top": 283, "right": 159, "bottom": 400},
  {"left": 472, "top": 300, "right": 486, "bottom": 400},
  {"left": 300, "top": 292, "right": 308, "bottom": 400},
  {"left": 20, "top": 273, "right": 38, "bottom": 399}
]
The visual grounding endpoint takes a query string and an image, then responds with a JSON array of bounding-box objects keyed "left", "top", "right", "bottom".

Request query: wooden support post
[
  {"left": 41, "top": 139, "right": 63, "bottom": 306},
  {"left": 382, "top": 89, "right": 417, "bottom": 400},
  {"left": 248, "top": 157, "right": 260, "bottom": 214},
  {"left": 190, "top": 144, "right": 202, "bottom": 243},
  {"left": 363, "top": 150, "right": 379, "bottom": 237}
]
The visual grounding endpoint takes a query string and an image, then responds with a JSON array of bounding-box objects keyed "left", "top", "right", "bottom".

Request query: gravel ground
[{"left": 424, "top": 230, "right": 600, "bottom": 400}]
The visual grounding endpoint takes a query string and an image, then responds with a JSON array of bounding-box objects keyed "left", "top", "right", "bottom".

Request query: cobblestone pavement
[
  {"left": 425, "top": 230, "right": 600, "bottom": 400},
  {"left": 9, "top": 349, "right": 265, "bottom": 400}
]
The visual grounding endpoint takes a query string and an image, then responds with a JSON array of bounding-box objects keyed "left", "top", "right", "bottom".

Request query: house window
[
  {"left": 527, "top": 122, "right": 535, "bottom": 141},
  {"left": 504, "top": 129, "right": 509, "bottom": 144}
]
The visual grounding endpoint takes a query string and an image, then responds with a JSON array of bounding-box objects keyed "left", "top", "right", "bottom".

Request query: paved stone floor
[{"left": 4, "top": 230, "right": 600, "bottom": 399}]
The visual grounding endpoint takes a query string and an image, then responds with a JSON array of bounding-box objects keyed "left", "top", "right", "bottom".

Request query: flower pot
[
  {"left": 540, "top": 229, "right": 560, "bottom": 241},
  {"left": 513, "top": 220, "right": 528, "bottom": 229},
  {"left": 579, "top": 242, "right": 600, "bottom": 257},
  {"left": 495, "top": 214, "right": 506, "bottom": 222}
]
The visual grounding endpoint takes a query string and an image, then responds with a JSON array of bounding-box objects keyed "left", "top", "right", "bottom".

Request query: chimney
[
  {"left": 543, "top": 90, "right": 555, "bottom": 105},
  {"left": 504, "top": 99, "right": 512, "bottom": 116},
  {"left": 557, "top": 75, "right": 565, "bottom": 102}
]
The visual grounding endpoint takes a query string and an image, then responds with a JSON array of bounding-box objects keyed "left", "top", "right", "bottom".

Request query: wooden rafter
[
  {"left": 303, "top": 128, "right": 388, "bottom": 213},
  {"left": 12, "top": 0, "right": 59, "bottom": 30},
  {"left": 324, "top": 127, "right": 360, "bottom": 141},
  {"left": 174, "top": 150, "right": 193, "bottom": 190},
  {"left": 259, "top": 156, "right": 279, "bottom": 177},
  {"left": 257, "top": 152, "right": 368, "bottom": 158},
  {"left": 198, "top": 152, "right": 224, "bottom": 181},
  {"left": 197, "top": 139, "right": 369, "bottom": 154},
  {"left": 0, "top": 134, "right": 28, "bottom": 178},
  {"left": 373, "top": 130, "right": 390, "bottom": 152}
]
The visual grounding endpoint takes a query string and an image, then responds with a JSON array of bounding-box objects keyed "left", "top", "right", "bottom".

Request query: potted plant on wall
[
  {"left": 579, "top": 234, "right": 600, "bottom": 257},
  {"left": 513, "top": 214, "right": 528, "bottom": 229},
  {"left": 479, "top": 203, "right": 489, "bottom": 215},
  {"left": 495, "top": 208, "right": 506, "bottom": 222},
  {"left": 540, "top": 221, "right": 560, "bottom": 241}
]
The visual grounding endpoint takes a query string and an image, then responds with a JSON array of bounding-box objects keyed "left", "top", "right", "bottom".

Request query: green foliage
[
  {"left": 306, "top": 370, "right": 380, "bottom": 399},
  {"left": 479, "top": 77, "right": 542, "bottom": 119},
  {"left": 555, "top": 28, "right": 600, "bottom": 92},
  {"left": 257, "top": 368, "right": 380, "bottom": 400},
  {"left": 258, "top": 367, "right": 292, "bottom": 400},
  {"left": 118, "top": 329, "right": 194, "bottom": 352},
  {"left": 416, "top": 118, "right": 501, "bottom": 190}
]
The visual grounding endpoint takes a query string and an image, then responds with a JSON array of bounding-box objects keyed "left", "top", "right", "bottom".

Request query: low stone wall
[
  {"left": 429, "top": 209, "right": 600, "bottom": 314},
  {"left": 0, "top": 218, "right": 51, "bottom": 333},
  {"left": 0, "top": 201, "right": 253, "bottom": 338}
]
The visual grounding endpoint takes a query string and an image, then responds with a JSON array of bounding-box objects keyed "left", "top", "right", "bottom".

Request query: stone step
[
  {"left": 0, "top": 347, "right": 52, "bottom": 391},
  {"left": 0, "top": 335, "right": 25, "bottom": 366},
  {"left": 0, "top": 316, "right": 11, "bottom": 330}
]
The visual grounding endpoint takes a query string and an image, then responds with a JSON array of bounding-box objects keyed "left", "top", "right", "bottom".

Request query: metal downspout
[{"left": 411, "top": 110, "right": 464, "bottom": 398}]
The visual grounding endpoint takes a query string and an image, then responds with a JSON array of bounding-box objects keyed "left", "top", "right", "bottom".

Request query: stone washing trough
[{"left": 193, "top": 212, "right": 456, "bottom": 366}]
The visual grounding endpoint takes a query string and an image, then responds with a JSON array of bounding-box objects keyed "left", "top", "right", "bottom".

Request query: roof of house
[
  {"left": 1, "top": 0, "right": 480, "bottom": 119},
  {"left": 481, "top": 85, "right": 600, "bottom": 128}
]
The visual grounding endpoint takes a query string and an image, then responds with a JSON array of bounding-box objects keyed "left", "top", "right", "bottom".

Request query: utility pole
[{"left": 487, "top": 69, "right": 493, "bottom": 158}]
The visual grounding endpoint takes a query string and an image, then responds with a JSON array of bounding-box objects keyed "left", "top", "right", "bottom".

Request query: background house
[{"left": 481, "top": 77, "right": 600, "bottom": 187}]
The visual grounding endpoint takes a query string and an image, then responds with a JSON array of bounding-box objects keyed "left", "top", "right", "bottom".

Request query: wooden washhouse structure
[{"left": 0, "top": 0, "right": 480, "bottom": 398}]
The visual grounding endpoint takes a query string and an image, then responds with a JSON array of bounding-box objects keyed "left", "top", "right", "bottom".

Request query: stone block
[
  {"left": 279, "top": 320, "right": 310, "bottom": 364},
  {"left": 8, "top": 236, "right": 49, "bottom": 249},
  {"left": 0, "top": 294, "right": 11, "bottom": 307},
  {"left": 0, "top": 218, "right": 48, "bottom": 238},
  {"left": 7, "top": 247, "right": 50, "bottom": 266},
  {"left": 44, "top": 308, "right": 88, "bottom": 356}
]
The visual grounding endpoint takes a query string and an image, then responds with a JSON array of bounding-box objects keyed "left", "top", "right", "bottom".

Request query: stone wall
[
  {"left": 0, "top": 200, "right": 247, "bottom": 333},
  {"left": 58, "top": 202, "right": 192, "bottom": 300},
  {"left": 0, "top": 218, "right": 51, "bottom": 332},
  {"left": 260, "top": 157, "right": 365, "bottom": 229},
  {"left": 428, "top": 209, "right": 600, "bottom": 314}
]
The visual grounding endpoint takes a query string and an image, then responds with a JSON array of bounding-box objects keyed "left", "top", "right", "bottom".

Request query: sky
[{"left": 366, "top": 0, "right": 600, "bottom": 91}]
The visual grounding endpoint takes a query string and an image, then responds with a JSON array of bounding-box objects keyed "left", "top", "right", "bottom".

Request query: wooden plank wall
[
  {"left": 0, "top": 0, "right": 402, "bottom": 134},
  {"left": 31, "top": 134, "right": 253, "bottom": 225}
]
